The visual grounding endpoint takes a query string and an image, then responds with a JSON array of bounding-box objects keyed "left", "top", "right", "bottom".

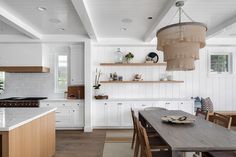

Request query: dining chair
[
  {"left": 132, "top": 111, "right": 171, "bottom": 157},
  {"left": 131, "top": 108, "right": 137, "bottom": 149},
  {"left": 195, "top": 108, "right": 209, "bottom": 120},
  {"left": 211, "top": 112, "right": 232, "bottom": 129},
  {"left": 136, "top": 119, "right": 172, "bottom": 157},
  {"left": 143, "top": 107, "right": 166, "bottom": 134},
  {"left": 201, "top": 113, "right": 233, "bottom": 157}
]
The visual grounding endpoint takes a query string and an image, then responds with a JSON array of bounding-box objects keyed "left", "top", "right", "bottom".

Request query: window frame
[
  {"left": 207, "top": 52, "right": 233, "bottom": 77},
  {"left": 54, "top": 51, "right": 70, "bottom": 93}
]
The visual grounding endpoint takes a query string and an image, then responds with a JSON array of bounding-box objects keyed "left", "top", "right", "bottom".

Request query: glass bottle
[{"left": 115, "top": 48, "right": 124, "bottom": 63}]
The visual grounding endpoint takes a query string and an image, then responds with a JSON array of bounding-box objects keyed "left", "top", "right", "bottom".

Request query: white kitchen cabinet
[
  {"left": 70, "top": 44, "right": 84, "bottom": 85},
  {"left": 165, "top": 101, "right": 179, "bottom": 110},
  {"left": 131, "top": 101, "right": 153, "bottom": 111},
  {"left": 93, "top": 99, "right": 194, "bottom": 128},
  {"left": 93, "top": 101, "right": 107, "bottom": 126},
  {"left": 40, "top": 100, "right": 84, "bottom": 129},
  {"left": 93, "top": 101, "right": 133, "bottom": 128},
  {"left": 107, "top": 102, "right": 122, "bottom": 126},
  {"left": 153, "top": 101, "right": 166, "bottom": 108},
  {"left": 73, "top": 103, "right": 84, "bottom": 127},
  {"left": 178, "top": 101, "right": 194, "bottom": 114},
  {"left": 121, "top": 102, "right": 133, "bottom": 127}
]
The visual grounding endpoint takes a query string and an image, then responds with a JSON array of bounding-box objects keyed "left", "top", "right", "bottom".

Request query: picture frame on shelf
[{"left": 208, "top": 52, "right": 233, "bottom": 76}]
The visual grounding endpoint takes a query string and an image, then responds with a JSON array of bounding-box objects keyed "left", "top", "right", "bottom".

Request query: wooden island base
[{"left": 0, "top": 112, "right": 55, "bottom": 157}]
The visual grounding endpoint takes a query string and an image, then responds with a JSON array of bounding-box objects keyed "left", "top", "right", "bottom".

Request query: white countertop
[
  {"left": 0, "top": 107, "right": 56, "bottom": 131},
  {"left": 94, "top": 98, "right": 194, "bottom": 101},
  {"left": 41, "top": 99, "right": 84, "bottom": 102}
]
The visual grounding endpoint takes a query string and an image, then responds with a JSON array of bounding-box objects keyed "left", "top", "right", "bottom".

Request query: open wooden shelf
[
  {"left": 100, "top": 63, "right": 167, "bottom": 66},
  {"left": 100, "top": 80, "right": 184, "bottom": 84},
  {"left": 0, "top": 66, "right": 50, "bottom": 73}
]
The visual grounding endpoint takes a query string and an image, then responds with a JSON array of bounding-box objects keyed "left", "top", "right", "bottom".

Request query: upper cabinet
[
  {"left": 70, "top": 44, "right": 84, "bottom": 85},
  {"left": 0, "top": 43, "right": 50, "bottom": 73}
]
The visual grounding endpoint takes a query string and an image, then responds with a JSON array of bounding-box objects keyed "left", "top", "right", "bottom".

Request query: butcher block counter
[{"left": 0, "top": 108, "right": 56, "bottom": 157}]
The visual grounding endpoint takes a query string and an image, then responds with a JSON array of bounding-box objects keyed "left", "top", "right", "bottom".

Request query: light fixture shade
[
  {"left": 156, "top": 22, "right": 207, "bottom": 71},
  {"left": 163, "top": 42, "right": 200, "bottom": 61},
  {"left": 166, "top": 58, "right": 195, "bottom": 71}
]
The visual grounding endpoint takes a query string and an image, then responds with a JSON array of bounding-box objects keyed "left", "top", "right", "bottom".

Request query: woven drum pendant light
[{"left": 156, "top": 1, "right": 207, "bottom": 71}]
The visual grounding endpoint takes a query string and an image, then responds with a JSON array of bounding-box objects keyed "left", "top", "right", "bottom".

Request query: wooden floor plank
[{"left": 54, "top": 130, "right": 106, "bottom": 157}]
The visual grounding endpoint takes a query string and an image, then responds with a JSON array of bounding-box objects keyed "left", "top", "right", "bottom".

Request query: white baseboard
[
  {"left": 93, "top": 126, "right": 133, "bottom": 129},
  {"left": 84, "top": 125, "right": 93, "bottom": 132}
]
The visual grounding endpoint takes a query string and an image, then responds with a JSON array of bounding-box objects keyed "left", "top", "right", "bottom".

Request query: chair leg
[
  {"left": 131, "top": 131, "right": 136, "bottom": 149},
  {"left": 133, "top": 135, "right": 139, "bottom": 157}
]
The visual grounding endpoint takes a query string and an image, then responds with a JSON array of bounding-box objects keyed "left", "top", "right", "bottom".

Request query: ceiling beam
[
  {"left": 71, "top": 0, "right": 97, "bottom": 41},
  {"left": 143, "top": 0, "right": 177, "bottom": 42},
  {"left": 0, "top": 6, "right": 42, "bottom": 39},
  {"left": 207, "top": 15, "right": 236, "bottom": 38}
]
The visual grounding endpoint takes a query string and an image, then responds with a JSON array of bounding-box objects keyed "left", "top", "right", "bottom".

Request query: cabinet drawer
[{"left": 56, "top": 120, "right": 73, "bottom": 127}]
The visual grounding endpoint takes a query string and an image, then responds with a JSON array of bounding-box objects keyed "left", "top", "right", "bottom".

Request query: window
[
  {"left": 208, "top": 52, "right": 232, "bottom": 76},
  {"left": 55, "top": 52, "right": 69, "bottom": 93},
  {"left": 0, "top": 72, "right": 5, "bottom": 94}
]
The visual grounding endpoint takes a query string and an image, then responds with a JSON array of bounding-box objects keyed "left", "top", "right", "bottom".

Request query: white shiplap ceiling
[
  {"left": 0, "top": 0, "right": 87, "bottom": 35},
  {"left": 85, "top": 0, "right": 169, "bottom": 39},
  {"left": 0, "top": 20, "right": 22, "bottom": 34},
  {"left": 0, "top": 0, "right": 236, "bottom": 40}
]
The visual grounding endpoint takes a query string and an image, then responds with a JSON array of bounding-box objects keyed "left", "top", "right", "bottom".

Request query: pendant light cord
[
  {"left": 179, "top": 6, "right": 182, "bottom": 23},
  {"left": 167, "top": 2, "right": 194, "bottom": 25},
  {"left": 182, "top": 9, "right": 194, "bottom": 22}
]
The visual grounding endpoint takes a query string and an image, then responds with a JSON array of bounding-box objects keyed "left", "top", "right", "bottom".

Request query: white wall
[
  {"left": 92, "top": 45, "right": 236, "bottom": 111},
  {"left": 0, "top": 43, "right": 80, "bottom": 99}
]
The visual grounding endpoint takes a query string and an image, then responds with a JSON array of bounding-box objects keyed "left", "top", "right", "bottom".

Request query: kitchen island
[{"left": 0, "top": 108, "right": 56, "bottom": 157}]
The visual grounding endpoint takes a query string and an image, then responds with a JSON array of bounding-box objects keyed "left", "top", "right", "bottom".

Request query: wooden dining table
[{"left": 139, "top": 110, "right": 236, "bottom": 157}]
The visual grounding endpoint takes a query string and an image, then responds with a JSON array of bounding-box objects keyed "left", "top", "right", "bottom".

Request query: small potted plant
[
  {"left": 125, "top": 52, "right": 134, "bottom": 63},
  {"left": 93, "top": 69, "right": 102, "bottom": 96}
]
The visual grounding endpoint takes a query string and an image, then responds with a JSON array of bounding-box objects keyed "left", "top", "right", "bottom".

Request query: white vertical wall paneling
[{"left": 92, "top": 45, "right": 236, "bottom": 111}]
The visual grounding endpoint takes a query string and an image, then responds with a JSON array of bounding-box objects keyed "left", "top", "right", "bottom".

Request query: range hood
[
  {"left": 0, "top": 43, "right": 51, "bottom": 73},
  {"left": 0, "top": 66, "right": 50, "bottom": 73}
]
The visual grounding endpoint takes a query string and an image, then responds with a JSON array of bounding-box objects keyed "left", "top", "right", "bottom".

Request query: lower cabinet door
[
  {"left": 121, "top": 103, "right": 133, "bottom": 127},
  {"left": 179, "top": 101, "right": 194, "bottom": 114},
  {"left": 93, "top": 102, "right": 107, "bottom": 127},
  {"left": 73, "top": 107, "right": 84, "bottom": 127},
  {"left": 153, "top": 101, "right": 166, "bottom": 109},
  {"left": 55, "top": 109, "right": 74, "bottom": 128},
  {"left": 107, "top": 102, "right": 121, "bottom": 127},
  {"left": 165, "top": 101, "right": 179, "bottom": 110}
]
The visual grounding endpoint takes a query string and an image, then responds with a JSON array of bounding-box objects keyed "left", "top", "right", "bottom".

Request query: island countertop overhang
[{"left": 0, "top": 107, "right": 56, "bottom": 131}]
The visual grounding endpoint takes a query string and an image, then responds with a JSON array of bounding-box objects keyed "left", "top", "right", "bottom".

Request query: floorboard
[{"left": 54, "top": 130, "right": 106, "bottom": 157}]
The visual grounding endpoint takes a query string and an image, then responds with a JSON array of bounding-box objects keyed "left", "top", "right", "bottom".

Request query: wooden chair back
[
  {"left": 195, "top": 108, "right": 209, "bottom": 120},
  {"left": 138, "top": 121, "right": 153, "bottom": 157},
  {"left": 211, "top": 112, "right": 232, "bottom": 130},
  {"left": 131, "top": 108, "right": 137, "bottom": 131}
]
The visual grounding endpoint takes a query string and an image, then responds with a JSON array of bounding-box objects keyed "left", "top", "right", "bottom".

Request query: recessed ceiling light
[
  {"left": 37, "top": 7, "right": 47, "bottom": 11},
  {"left": 59, "top": 28, "right": 65, "bottom": 31},
  {"left": 121, "top": 18, "right": 132, "bottom": 24},
  {"left": 121, "top": 27, "right": 127, "bottom": 31},
  {"left": 148, "top": 17, "right": 153, "bottom": 20},
  {"left": 49, "top": 18, "right": 61, "bottom": 24}
]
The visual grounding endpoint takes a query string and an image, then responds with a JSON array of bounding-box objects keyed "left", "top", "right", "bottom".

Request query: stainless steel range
[{"left": 0, "top": 97, "right": 47, "bottom": 107}]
